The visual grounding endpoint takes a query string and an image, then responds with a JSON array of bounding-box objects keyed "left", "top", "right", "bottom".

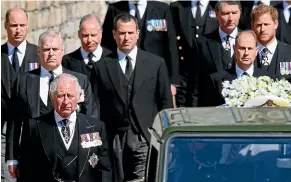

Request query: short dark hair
[
  {"left": 5, "top": 7, "right": 28, "bottom": 22},
  {"left": 215, "top": 0, "right": 241, "bottom": 12},
  {"left": 113, "top": 13, "right": 139, "bottom": 31}
]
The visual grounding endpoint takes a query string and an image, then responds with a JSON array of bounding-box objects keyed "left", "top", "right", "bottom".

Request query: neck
[
  {"left": 237, "top": 64, "right": 251, "bottom": 71},
  {"left": 259, "top": 36, "right": 276, "bottom": 47},
  {"left": 8, "top": 40, "right": 23, "bottom": 47}
]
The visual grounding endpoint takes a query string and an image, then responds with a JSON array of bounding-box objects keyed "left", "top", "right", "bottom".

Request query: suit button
[
  {"left": 176, "top": 36, "right": 181, "bottom": 40},
  {"left": 128, "top": 85, "right": 131, "bottom": 89},
  {"left": 180, "top": 56, "right": 184, "bottom": 60},
  {"left": 196, "top": 26, "right": 199, "bottom": 30},
  {"left": 196, "top": 34, "right": 199, "bottom": 38},
  {"left": 179, "top": 46, "right": 182, "bottom": 50}
]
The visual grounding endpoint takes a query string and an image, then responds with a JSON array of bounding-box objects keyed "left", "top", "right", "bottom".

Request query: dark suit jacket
[
  {"left": 62, "top": 47, "right": 112, "bottom": 115},
  {"left": 256, "top": 41, "right": 291, "bottom": 81},
  {"left": 207, "top": 66, "right": 273, "bottom": 106},
  {"left": 1, "top": 42, "right": 40, "bottom": 123},
  {"left": 274, "top": 2, "right": 291, "bottom": 45},
  {"left": 17, "top": 111, "right": 111, "bottom": 182},
  {"left": 6, "top": 67, "right": 98, "bottom": 161},
  {"left": 101, "top": 1, "right": 179, "bottom": 84},
  {"left": 95, "top": 49, "right": 173, "bottom": 142}
]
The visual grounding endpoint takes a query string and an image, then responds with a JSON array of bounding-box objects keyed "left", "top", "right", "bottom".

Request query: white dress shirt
[
  {"left": 191, "top": 0, "right": 210, "bottom": 18},
  {"left": 283, "top": 1, "right": 291, "bottom": 23},
  {"left": 117, "top": 46, "right": 138, "bottom": 74},
  {"left": 7, "top": 40, "right": 27, "bottom": 67},
  {"left": 258, "top": 39, "right": 278, "bottom": 66},
  {"left": 80, "top": 44, "right": 103, "bottom": 64},
  {"left": 54, "top": 110, "right": 77, "bottom": 150},
  {"left": 129, "top": 0, "right": 147, "bottom": 19},
  {"left": 235, "top": 64, "right": 254, "bottom": 77},
  {"left": 219, "top": 27, "right": 238, "bottom": 57},
  {"left": 40, "top": 66, "right": 63, "bottom": 106}
]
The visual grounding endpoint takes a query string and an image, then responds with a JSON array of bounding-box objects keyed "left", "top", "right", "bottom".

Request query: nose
[
  {"left": 228, "top": 14, "right": 233, "bottom": 21},
  {"left": 48, "top": 48, "right": 54, "bottom": 56},
  {"left": 87, "top": 35, "right": 92, "bottom": 42},
  {"left": 62, "top": 95, "right": 70, "bottom": 104},
  {"left": 124, "top": 33, "right": 130, "bottom": 40}
]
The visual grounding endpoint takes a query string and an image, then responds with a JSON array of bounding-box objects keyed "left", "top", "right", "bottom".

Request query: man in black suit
[
  {"left": 274, "top": 1, "right": 291, "bottom": 45},
  {"left": 8, "top": 73, "right": 111, "bottom": 182},
  {"left": 251, "top": 5, "right": 291, "bottom": 81},
  {"left": 1, "top": 7, "right": 40, "bottom": 182},
  {"left": 6, "top": 30, "right": 98, "bottom": 169},
  {"left": 101, "top": 0, "right": 179, "bottom": 98},
  {"left": 96, "top": 14, "right": 173, "bottom": 181},
  {"left": 169, "top": 0, "right": 218, "bottom": 107},
  {"left": 207, "top": 31, "right": 272, "bottom": 106},
  {"left": 239, "top": 1, "right": 279, "bottom": 30},
  {"left": 62, "top": 14, "right": 111, "bottom": 113}
]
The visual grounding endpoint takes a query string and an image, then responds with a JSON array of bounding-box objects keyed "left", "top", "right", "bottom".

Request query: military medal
[{"left": 88, "top": 153, "right": 99, "bottom": 168}]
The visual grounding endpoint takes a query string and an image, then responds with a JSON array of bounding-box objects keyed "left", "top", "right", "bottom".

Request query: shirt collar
[
  {"left": 117, "top": 46, "right": 138, "bottom": 62},
  {"left": 254, "top": 0, "right": 270, "bottom": 6},
  {"left": 191, "top": 0, "right": 209, "bottom": 7},
  {"left": 283, "top": 1, "right": 291, "bottom": 11},
  {"left": 54, "top": 110, "right": 77, "bottom": 125},
  {"left": 80, "top": 44, "right": 103, "bottom": 60},
  {"left": 7, "top": 40, "right": 27, "bottom": 55},
  {"left": 128, "top": 0, "right": 147, "bottom": 8},
  {"left": 40, "top": 65, "right": 63, "bottom": 77},
  {"left": 235, "top": 63, "right": 254, "bottom": 77},
  {"left": 258, "top": 38, "right": 278, "bottom": 54},
  {"left": 219, "top": 27, "right": 238, "bottom": 40}
]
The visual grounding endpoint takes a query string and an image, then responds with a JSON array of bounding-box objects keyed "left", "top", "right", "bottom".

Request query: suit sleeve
[
  {"left": 165, "top": 6, "right": 180, "bottom": 85},
  {"left": 157, "top": 59, "right": 173, "bottom": 110},
  {"left": 97, "top": 122, "right": 112, "bottom": 182},
  {"left": 81, "top": 77, "right": 99, "bottom": 120},
  {"left": 101, "top": 4, "right": 117, "bottom": 51},
  {"left": 6, "top": 74, "right": 22, "bottom": 161}
]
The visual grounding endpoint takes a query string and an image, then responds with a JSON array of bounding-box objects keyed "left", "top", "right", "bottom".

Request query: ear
[
  {"left": 78, "top": 30, "right": 81, "bottom": 39},
  {"left": 4, "top": 21, "right": 8, "bottom": 30},
  {"left": 112, "top": 30, "right": 116, "bottom": 40},
  {"left": 274, "top": 20, "right": 278, "bottom": 30}
]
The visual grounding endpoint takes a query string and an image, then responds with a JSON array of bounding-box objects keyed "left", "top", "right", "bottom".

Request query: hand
[
  {"left": 8, "top": 164, "right": 19, "bottom": 178},
  {"left": 170, "top": 85, "right": 177, "bottom": 96}
]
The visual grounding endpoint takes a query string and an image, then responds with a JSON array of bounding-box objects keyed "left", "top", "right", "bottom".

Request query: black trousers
[{"left": 111, "top": 128, "right": 148, "bottom": 182}]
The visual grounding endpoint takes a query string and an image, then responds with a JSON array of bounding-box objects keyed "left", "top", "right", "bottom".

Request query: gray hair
[
  {"left": 38, "top": 29, "right": 63, "bottom": 47},
  {"left": 215, "top": 0, "right": 242, "bottom": 12},
  {"left": 49, "top": 73, "right": 83, "bottom": 103},
  {"left": 79, "top": 14, "right": 102, "bottom": 30}
]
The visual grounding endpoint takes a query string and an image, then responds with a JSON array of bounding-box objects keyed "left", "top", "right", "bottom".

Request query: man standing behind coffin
[
  {"left": 96, "top": 14, "right": 173, "bottom": 182},
  {"left": 101, "top": 0, "right": 179, "bottom": 98},
  {"left": 6, "top": 30, "right": 98, "bottom": 172},
  {"left": 62, "top": 14, "right": 112, "bottom": 114},
  {"left": 8, "top": 73, "right": 111, "bottom": 182}
]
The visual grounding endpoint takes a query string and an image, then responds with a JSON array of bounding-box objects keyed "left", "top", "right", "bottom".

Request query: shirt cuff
[{"left": 7, "top": 160, "right": 19, "bottom": 165}]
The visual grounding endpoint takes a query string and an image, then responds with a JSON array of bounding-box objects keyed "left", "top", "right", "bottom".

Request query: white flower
[{"left": 221, "top": 76, "right": 291, "bottom": 107}]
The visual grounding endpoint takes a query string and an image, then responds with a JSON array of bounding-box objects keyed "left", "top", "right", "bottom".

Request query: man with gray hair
[
  {"left": 8, "top": 73, "right": 111, "bottom": 182},
  {"left": 62, "top": 14, "right": 111, "bottom": 113},
  {"left": 6, "top": 30, "right": 98, "bottom": 178}
]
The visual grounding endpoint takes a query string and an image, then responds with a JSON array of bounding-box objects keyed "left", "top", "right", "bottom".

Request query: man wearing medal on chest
[{"left": 8, "top": 73, "right": 111, "bottom": 182}]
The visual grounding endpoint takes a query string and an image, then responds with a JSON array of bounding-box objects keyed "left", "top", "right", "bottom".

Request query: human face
[
  {"left": 234, "top": 33, "right": 258, "bottom": 69},
  {"left": 78, "top": 18, "right": 102, "bottom": 53},
  {"left": 113, "top": 19, "right": 139, "bottom": 53},
  {"left": 5, "top": 8, "right": 29, "bottom": 47},
  {"left": 216, "top": 3, "right": 241, "bottom": 34},
  {"left": 38, "top": 36, "right": 64, "bottom": 71},
  {"left": 252, "top": 13, "right": 278, "bottom": 46},
  {"left": 53, "top": 80, "right": 79, "bottom": 118}
]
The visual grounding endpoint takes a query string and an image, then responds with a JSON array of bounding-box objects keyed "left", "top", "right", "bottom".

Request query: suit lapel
[
  {"left": 180, "top": 2, "right": 192, "bottom": 47},
  {"left": 105, "top": 53, "right": 126, "bottom": 104},
  {"left": 133, "top": 50, "right": 147, "bottom": 95},
  {"left": 27, "top": 68, "right": 41, "bottom": 118},
  {"left": 37, "top": 112, "right": 57, "bottom": 171},
  {"left": 69, "top": 48, "right": 88, "bottom": 74},
  {"left": 77, "top": 113, "right": 94, "bottom": 178}
]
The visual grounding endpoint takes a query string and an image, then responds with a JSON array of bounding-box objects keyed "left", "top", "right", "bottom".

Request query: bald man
[{"left": 1, "top": 7, "right": 39, "bottom": 181}]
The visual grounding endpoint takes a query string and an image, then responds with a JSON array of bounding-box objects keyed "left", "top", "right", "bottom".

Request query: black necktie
[
  {"left": 260, "top": 47, "right": 269, "bottom": 70},
  {"left": 135, "top": 4, "right": 141, "bottom": 23},
  {"left": 243, "top": 72, "right": 249, "bottom": 76},
  {"left": 12, "top": 47, "right": 20, "bottom": 73},
  {"left": 47, "top": 71, "right": 55, "bottom": 108},
  {"left": 125, "top": 56, "right": 133, "bottom": 80},
  {"left": 196, "top": 1, "right": 202, "bottom": 20},
  {"left": 60, "top": 119, "right": 70, "bottom": 143},
  {"left": 87, "top": 53, "right": 94, "bottom": 69}
]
